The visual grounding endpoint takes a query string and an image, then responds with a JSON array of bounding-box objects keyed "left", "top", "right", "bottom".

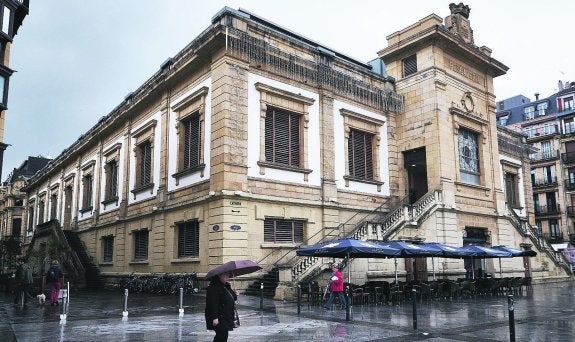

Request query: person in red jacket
[{"left": 324, "top": 263, "right": 347, "bottom": 310}]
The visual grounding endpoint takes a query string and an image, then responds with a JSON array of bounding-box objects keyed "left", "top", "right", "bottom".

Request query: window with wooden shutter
[
  {"left": 27, "top": 205, "right": 34, "bottom": 232},
  {"left": 264, "top": 218, "right": 304, "bottom": 243},
  {"left": 348, "top": 128, "right": 374, "bottom": 180},
  {"left": 265, "top": 107, "right": 300, "bottom": 167},
  {"left": 183, "top": 114, "right": 201, "bottom": 170},
  {"left": 82, "top": 174, "right": 93, "bottom": 210},
  {"left": 402, "top": 54, "right": 417, "bottom": 77},
  {"left": 139, "top": 141, "right": 152, "bottom": 186},
  {"left": 177, "top": 221, "right": 200, "bottom": 258},
  {"left": 133, "top": 230, "right": 149, "bottom": 261}
]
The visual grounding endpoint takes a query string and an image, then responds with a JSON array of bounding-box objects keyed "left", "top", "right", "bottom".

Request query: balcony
[
  {"left": 524, "top": 125, "right": 558, "bottom": 139},
  {"left": 534, "top": 204, "right": 561, "bottom": 216},
  {"left": 564, "top": 180, "right": 575, "bottom": 191},
  {"left": 561, "top": 151, "right": 575, "bottom": 164},
  {"left": 567, "top": 206, "right": 575, "bottom": 217},
  {"left": 543, "top": 232, "right": 565, "bottom": 243},
  {"left": 530, "top": 150, "right": 559, "bottom": 162},
  {"left": 532, "top": 177, "right": 558, "bottom": 188}
]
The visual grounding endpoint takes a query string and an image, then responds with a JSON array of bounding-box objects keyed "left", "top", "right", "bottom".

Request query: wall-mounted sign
[
  {"left": 212, "top": 225, "right": 220, "bottom": 232},
  {"left": 230, "top": 225, "right": 241, "bottom": 231},
  {"left": 230, "top": 201, "right": 242, "bottom": 206}
]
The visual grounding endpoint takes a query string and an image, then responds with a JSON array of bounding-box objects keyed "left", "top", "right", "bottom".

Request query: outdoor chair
[
  {"left": 389, "top": 283, "right": 404, "bottom": 304},
  {"left": 459, "top": 279, "right": 475, "bottom": 298},
  {"left": 308, "top": 281, "right": 323, "bottom": 306}
]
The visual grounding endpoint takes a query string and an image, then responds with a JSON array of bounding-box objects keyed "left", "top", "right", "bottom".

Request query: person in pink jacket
[{"left": 324, "top": 263, "right": 347, "bottom": 310}]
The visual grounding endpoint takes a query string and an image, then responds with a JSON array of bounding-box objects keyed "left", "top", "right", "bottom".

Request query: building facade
[
  {"left": 0, "top": 156, "right": 50, "bottom": 272},
  {"left": 0, "top": 0, "right": 29, "bottom": 179},
  {"left": 498, "top": 82, "right": 575, "bottom": 254},
  {"left": 19, "top": 4, "right": 572, "bottom": 291}
]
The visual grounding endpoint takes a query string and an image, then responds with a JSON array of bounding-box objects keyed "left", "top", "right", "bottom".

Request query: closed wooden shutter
[
  {"left": 264, "top": 219, "right": 304, "bottom": 243},
  {"left": 134, "top": 230, "right": 149, "bottom": 260},
  {"left": 348, "top": 128, "right": 373, "bottom": 180},
  {"left": 178, "top": 221, "right": 200, "bottom": 258},
  {"left": 140, "top": 141, "right": 152, "bottom": 185},
  {"left": 265, "top": 108, "right": 300, "bottom": 167},
  {"left": 184, "top": 114, "right": 201, "bottom": 169}
]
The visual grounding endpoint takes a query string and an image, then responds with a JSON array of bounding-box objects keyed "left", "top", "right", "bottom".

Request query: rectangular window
[
  {"left": 27, "top": 206, "right": 34, "bottom": 232},
  {"left": 50, "top": 194, "right": 58, "bottom": 220},
  {"left": 549, "top": 219, "right": 560, "bottom": 237},
  {"left": 505, "top": 173, "right": 518, "bottom": 208},
  {"left": 2, "top": 6, "right": 11, "bottom": 35},
  {"left": 541, "top": 141, "right": 551, "bottom": 159},
  {"left": 348, "top": 128, "right": 374, "bottom": 180},
  {"left": 38, "top": 200, "right": 45, "bottom": 224},
  {"left": 102, "top": 235, "right": 114, "bottom": 262},
  {"left": 543, "top": 123, "right": 555, "bottom": 135},
  {"left": 265, "top": 107, "right": 300, "bottom": 167},
  {"left": 133, "top": 230, "right": 149, "bottom": 261},
  {"left": 524, "top": 106, "right": 535, "bottom": 120},
  {"left": 12, "top": 218, "right": 21, "bottom": 238},
  {"left": 264, "top": 219, "right": 304, "bottom": 243},
  {"left": 138, "top": 140, "right": 152, "bottom": 186},
  {"left": 177, "top": 221, "right": 200, "bottom": 258},
  {"left": 402, "top": 54, "right": 417, "bottom": 77},
  {"left": 458, "top": 128, "right": 480, "bottom": 184},
  {"left": 82, "top": 174, "right": 93, "bottom": 210},
  {"left": 105, "top": 159, "right": 118, "bottom": 201},
  {"left": 537, "top": 102, "right": 548, "bottom": 116},
  {"left": 182, "top": 114, "right": 201, "bottom": 170},
  {"left": 564, "top": 96, "right": 574, "bottom": 111}
]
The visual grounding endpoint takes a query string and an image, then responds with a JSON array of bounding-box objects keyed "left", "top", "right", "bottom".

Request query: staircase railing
[
  {"left": 272, "top": 195, "right": 402, "bottom": 282},
  {"left": 288, "top": 189, "right": 442, "bottom": 283},
  {"left": 506, "top": 206, "right": 571, "bottom": 274}
]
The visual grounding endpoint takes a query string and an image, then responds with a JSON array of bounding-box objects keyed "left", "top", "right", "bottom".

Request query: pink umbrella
[{"left": 205, "top": 260, "right": 262, "bottom": 279}]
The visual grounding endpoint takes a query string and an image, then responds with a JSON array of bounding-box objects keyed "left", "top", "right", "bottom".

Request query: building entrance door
[{"left": 403, "top": 148, "right": 428, "bottom": 204}]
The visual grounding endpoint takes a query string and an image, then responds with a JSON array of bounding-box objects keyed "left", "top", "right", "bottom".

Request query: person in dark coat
[
  {"left": 205, "top": 272, "right": 237, "bottom": 342},
  {"left": 13, "top": 258, "right": 33, "bottom": 307}
]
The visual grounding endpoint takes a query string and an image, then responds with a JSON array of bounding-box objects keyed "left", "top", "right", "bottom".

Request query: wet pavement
[{"left": 1, "top": 281, "right": 574, "bottom": 341}]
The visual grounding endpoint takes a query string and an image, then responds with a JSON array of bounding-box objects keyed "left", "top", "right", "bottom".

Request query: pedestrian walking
[
  {"left": 13, "top": 257, "right": 33, "bottom": 307},
  {"left": 205, "top": 272, "right": 237, "bottom": 342},
  {"left": 46, "top": 260, "right": 63, "bottom": 306},
  {"left": 324, "top": 263, "right": 347, "bottom": 310}
]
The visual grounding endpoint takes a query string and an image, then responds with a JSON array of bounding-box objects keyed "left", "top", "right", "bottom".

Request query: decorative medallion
[{"left": 462, "top": 92, "right": 475, "bottom": 112}]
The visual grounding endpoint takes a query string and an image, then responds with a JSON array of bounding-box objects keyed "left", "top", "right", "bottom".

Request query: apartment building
[
  {"left": 19, "top": 4, "right": 571, "bottom": 292},
  {"left": 498, "top": 82, "right": 575, "bottom": 253}
]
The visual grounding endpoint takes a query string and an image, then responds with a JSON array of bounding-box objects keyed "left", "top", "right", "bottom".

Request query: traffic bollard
[
  {"left": 412, "top": 288, "right": 418, "bottom": 330},
  {"left": 123, "top": 289, "right": 129, "bottom": 317},
  {"left": 508, "top": 295, "right": 515, "bottom": 342},
  {"left": 260, "top": 282, "right": 264, "bottom": 309},
  {"left": 345, "top": 285, "right": 350, "bottom": 321},
  {"left": 179, "top": 287, "right": 184, "bottom": 316},
  {"left": 297, "top": 285, "right": 301, "bottom": 315}
]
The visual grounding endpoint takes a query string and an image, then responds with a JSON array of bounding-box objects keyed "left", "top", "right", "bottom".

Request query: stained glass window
[{"left": 458, "top": 128, "right": 480, "bottom": 184}]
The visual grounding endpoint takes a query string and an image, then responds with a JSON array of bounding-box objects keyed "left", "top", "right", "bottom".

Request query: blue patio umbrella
[
  {"left": 491, "top": 245, "right": 537, "bottom": 277},
  {"left": 457, "top": 245, "right": 512, "bottom": 279},
  {"left": 378, "top": 241, "right": 443, "bottom": 283},
  {"left": 296, "top": 238, "right": 400, "bottom": 284},
  {"left": 421, "top": 242, "right": 473, "bottom": 280}
]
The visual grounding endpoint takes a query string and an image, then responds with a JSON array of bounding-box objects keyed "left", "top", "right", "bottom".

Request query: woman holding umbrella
[
  {"left": 204, "top": 260, "right": 261, "bottom": 342},
  {"left": 205, "top": 271, "right": 237, "bottom": 342}
]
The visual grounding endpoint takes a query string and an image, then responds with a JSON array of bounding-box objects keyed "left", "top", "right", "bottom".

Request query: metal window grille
[
  {"left": 265, "top": 107, "right": 300, "bottom": 167},
  {"left": 177, "top": 221, "right": 200, "bottom": 258},
  {"left": 402, "top": 55, "right": 417, "bottom": 77},
  {"left": 134, "top": 230, "right": 149, "bottom": 260},
  {"left": 183, "top": 114, "right": 201, "bottom": 169},
  {"left": 348, "top": 128, "right": 374, "bottom": 180},
  {"left": 102, "top": 235, "right": 114, "bottom": 262},
  {"left": 139, "top": 141, "right": 152, "bottom": 186},
  {"left": 264, "top": 219, "right": 304, "bottom": 243}
]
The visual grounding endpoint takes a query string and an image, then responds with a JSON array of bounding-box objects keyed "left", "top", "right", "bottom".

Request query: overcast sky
[{"left": 3, "top": 0, "right": 574, "bottom": 180}]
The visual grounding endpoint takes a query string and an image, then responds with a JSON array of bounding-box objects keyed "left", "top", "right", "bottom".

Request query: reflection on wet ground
[{"left": 1, "top": 281, "right": 574, "bottom": 341}]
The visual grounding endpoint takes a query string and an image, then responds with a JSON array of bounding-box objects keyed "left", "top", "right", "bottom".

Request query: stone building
[
  {"left": 0, "top": 0, "right": 29, "bottom": 181},
  {"left": 497, "top": 82, "right": 575, "bottom": 256},
  {"left": 19, "top": 4, "right": 572, "bottom": 291}
]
